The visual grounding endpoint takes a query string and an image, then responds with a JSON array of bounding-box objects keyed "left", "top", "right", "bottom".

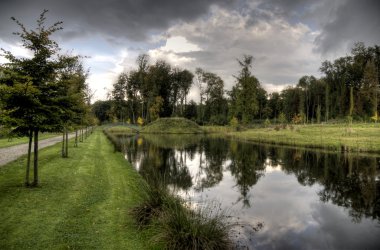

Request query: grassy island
[{"left": 140, "top": 117, "right": 203, "bottom": 134}]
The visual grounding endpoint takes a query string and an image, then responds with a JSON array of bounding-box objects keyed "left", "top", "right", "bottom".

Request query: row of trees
[
  {"left": 95, "top": 43, "right": 379, "bottom": 125},
  {"left": 0, "top": 11, "right": 94, "bottom": 186}
]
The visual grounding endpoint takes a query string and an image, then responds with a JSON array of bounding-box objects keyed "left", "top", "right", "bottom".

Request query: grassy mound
[
  {"left": 141, "top": 118, "right": 203, "bottom": 134},
  {"left": 105, "top": 125, "right": 139, "bottom": 134}
]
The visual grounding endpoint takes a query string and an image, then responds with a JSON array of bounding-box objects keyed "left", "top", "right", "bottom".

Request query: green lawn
[
  {"left": 0, "top": 133, "right": 61, "bottom": 148},
  {"left": 204, "top": 123, "right": 380, "bottom": 154},
  {"left": 0, "top": 129, "right": 150, "bottom": 249}
]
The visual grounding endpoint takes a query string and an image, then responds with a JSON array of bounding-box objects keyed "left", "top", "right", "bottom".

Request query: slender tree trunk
[
  {"left": 65, "top": 129, "right": 69, "bottom": 157},
  {"left": 25, "top": 129, "right": 33, "bottom": 186},
  {"left": 75, "top": 130, "right": 78, "bottom": 147},
  {"left": 62, "top": 128, "right": 65, "bottom": 157},
  {"left": 349, "top": 86, "right": 354, "bottom": 125},
  {"left": 32, "top": 128, "right": 39, "bottom": 187},
  {"left": 325, "top": 83, "right": 329, "bottom": 122}
]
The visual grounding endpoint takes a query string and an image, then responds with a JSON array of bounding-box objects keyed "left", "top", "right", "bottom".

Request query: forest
[{"left": 93, "top": 42, "right": 380, "bottom": 126}]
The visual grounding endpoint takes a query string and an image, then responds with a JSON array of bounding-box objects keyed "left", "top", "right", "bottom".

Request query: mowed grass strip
[
  {"left": 0, "top": 130, "right": 149, "bottom": 249},
  {"left": 204, "top": 123, "right": 380, "bottom": 153}
]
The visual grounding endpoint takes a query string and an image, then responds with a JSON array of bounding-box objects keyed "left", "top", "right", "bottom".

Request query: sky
[{"left": 0, "top": 0, "right": 379, "bottom": 102}]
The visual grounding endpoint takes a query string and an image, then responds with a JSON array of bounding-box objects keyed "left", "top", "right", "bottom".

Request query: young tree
[
  {"left": 0, "top": 10, "right": 79, "bottom": 186},
  {"left": 232, "top": 55, "right": 261, "bottom": 124}
]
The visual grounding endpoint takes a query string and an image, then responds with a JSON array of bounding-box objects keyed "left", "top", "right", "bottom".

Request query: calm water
[{"left": 114, "top": 134, "right": 380, "bottom": 249}]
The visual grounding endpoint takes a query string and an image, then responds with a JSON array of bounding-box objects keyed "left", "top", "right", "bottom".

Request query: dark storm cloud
[
  {"left": 0, "top": 0, "right": 234, "bottom": 42},
  {"left": 315, "top": 0, "right": 380, "bottom": 54}
]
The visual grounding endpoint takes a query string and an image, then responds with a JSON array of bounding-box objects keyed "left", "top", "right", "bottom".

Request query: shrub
[
  {"left": 278, "top": 112, "right": 287, "bottom": 124},
  {"left": 229, "top": 117, "right": 240, "bottom": 131},
  {"left": 264, "top": 118, "right": 271, "bottom": 128},
  {"left": 137, "top": 116, "right": 144, "bottom": 126}
]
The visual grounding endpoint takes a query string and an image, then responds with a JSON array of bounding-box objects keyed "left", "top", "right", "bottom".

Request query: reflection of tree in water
[
  {"left": 123, "top": 136, "right": 193, "bottom": 191},
  {"left": 140, "top": 147, "right": 193, "bottom": 191},
  {"left": 193, "top": 138, "right": 229, "bottom": 191},
  {"left": 228, "top": 141, "right": 266, "bottom": 207},
  {"left": 277, "top": 148, "right": 380, "bottom": 222},
  {"left": 115, "top": 133, "right": 380, "bottom": 223}
]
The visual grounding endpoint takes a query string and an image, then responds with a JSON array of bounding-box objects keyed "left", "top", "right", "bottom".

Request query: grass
[
  {"left": 151, "top": 200, "right": 232, "bottom": 250},
  {"left": 130, "top": 182, "right": 233, "bottom": 250},
  {"left": 140, "top": 117, "right": 203, "bottom": 134},
  {"left": 0, "top": 129, "right": 151, "bottom": 249},
  {"left": 0, "top": 132, "right": 61, "bottom": 148},
  {"left": 204, "top": 123, "right": 380, "bottom": 154},
  {"left": 124, "top": 165, "right": 232, "bottom": 249}
]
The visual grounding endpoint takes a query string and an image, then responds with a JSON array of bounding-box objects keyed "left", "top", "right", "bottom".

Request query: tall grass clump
[
  {"left": 130, "top": 181, "right": 173, "bottom": 228},
  {"left": 152, "top": 201, "right": 232, "bottom": 250},
  {"left": 131, "top": 173, "right": 233, "bottom": 249}
]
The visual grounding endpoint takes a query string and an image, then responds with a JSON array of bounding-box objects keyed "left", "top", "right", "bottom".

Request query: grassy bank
[
  {"left": 204, "top": 123, "right": 380, "bottom": 154},
  {"left": 0, "top": 129, "right": 150, "bottom": 249},
  {"left": 0, "top": 132, "right": 61, "bottom": 148}
]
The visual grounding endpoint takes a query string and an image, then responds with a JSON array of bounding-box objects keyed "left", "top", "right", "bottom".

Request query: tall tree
[
  {"left": 232, "top": 55, "right": 260, "bottom": 124},
  {"left": 111, "top": 73, "right": 127, "bottom": 122}
]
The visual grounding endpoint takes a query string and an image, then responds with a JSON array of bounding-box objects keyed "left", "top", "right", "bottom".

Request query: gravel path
[{"left": 0, "top": 133, "right": 76, "bottom": 167}]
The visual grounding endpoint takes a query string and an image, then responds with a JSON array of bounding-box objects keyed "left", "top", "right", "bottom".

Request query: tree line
[
  {"left": 0, "top": 10, "right": 95, "bottom": 186},
  {"left": 94, "top": 42, "right": 379, "bottom": 126}
]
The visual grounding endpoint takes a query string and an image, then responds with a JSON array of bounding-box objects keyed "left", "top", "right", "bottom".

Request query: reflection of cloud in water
[
  {"left": 310, "top": 202, "right": 380, "bottom": 250},
  {"left": 116, "top": 134, "right": 380, "bottom": 249}
]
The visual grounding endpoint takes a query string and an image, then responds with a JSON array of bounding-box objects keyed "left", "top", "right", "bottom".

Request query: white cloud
[
  {"left": 147, "top": 36, "right": 201, "bottom": 67},
  {"left": 162, "top": 36, "right": 201, "bottom": 53},
  {"left": 0, "top": 39, "right": 33, "bottom": 62},
  {"left": 161, "top": 6, "right": 323, "bottom": 92},
  {"left": 85, "top": 48, "right": 137, "bottom": 101}
]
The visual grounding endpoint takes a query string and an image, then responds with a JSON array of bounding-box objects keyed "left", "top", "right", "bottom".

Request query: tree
[
  {"left": 171, "top": 68, "right": 193, "bottom": 116},
  {"left": 362, "top": 60, "right": 379, "bottom": 122},
  {"left": 200, "top": 70, "right": 228, "bottom": 125},
  {"left": 0, "top": 10, "right": 79, "bottom": 186},
  {"left": 111, "top": 73, "right": 127, "bottom": 122},
  {"left": 231, "top": 55, "right": 260, "bottom": 124}
]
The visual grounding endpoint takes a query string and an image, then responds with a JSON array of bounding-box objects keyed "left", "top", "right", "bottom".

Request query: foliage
[
  {"left": 278, "top": 112, "right": 287, "bottom": 124},
  {"left": 137, "top": 116, "right": 144, "bottom": 126},
  {"left": 0, "top": 10, "right": 92, "bottom": 186},
  {"left": 149, "top": 96, "right": 164, "bottom": 121},
  {"left": 229, "top": 55, "right": 262, "bottom": 124},
  {"left": 229, "top": 116, "right": 239, "bottom": 131},
  {"left": 264, "top": 118, "right": 271, "bottom": 127}
]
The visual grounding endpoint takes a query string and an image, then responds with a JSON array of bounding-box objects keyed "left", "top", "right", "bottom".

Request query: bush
[
  {"left": 229, "top": 117, "right": 240, "bottom": 131},
  {"left": 264, "top": 118, "right": 271, "bottom": 128},
  {"left": 209, "top": 115, "right": 227, "bottom": 126}
]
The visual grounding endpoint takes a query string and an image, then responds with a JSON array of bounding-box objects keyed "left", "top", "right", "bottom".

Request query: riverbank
[
  {"left": 204, "top": 123, "right": 380, "bottom": 154},
  {"left": 0, "top": 129, "right": 150, "bottom": 249}
]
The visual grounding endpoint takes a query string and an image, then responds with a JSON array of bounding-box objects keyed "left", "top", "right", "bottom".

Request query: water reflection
[{"left": 115, "top": 134, "right": 380, "bottom": 249}]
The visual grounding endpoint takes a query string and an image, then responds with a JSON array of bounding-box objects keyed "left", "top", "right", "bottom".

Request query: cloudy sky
[{"left": 1, "top": 0, "right": 379, "bottom": 101}]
